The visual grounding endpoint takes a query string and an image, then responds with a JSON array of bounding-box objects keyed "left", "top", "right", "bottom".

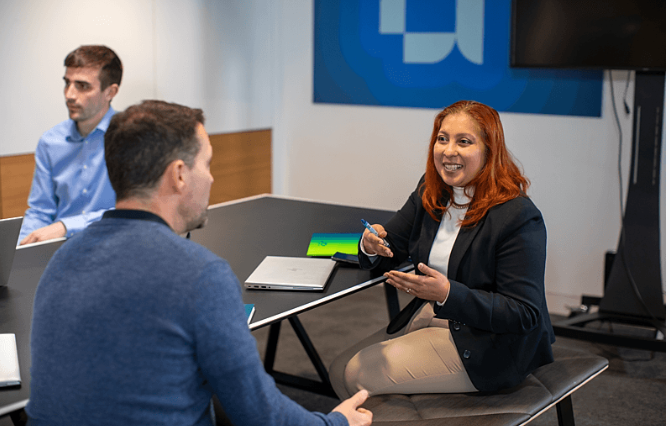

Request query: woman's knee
[
  {"left": 343, "top": 349, "right": 367, "bottom": 393},
  {"left": 343, "top": 339, "right": 413, "bottom": 394},
  {"left": 343, "top": 345, "right": 385, "bottom": 394}
]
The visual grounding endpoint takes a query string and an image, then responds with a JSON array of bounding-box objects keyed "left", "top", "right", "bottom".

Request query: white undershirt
[
  {"left": 428, "top": 186, "right": 471, "bottom": 279},
  {"left": 430, "top": 187, "right": 471, "bottom": 305}
]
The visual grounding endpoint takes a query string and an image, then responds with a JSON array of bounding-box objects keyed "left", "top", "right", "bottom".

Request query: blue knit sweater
[{"left": 26, "top": 210, "right": 347, "bottom": 426}]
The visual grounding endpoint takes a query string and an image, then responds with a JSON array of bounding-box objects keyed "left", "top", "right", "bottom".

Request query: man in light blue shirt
[{"left": 19, "top": 45, "right": 122, "bottom": 245}]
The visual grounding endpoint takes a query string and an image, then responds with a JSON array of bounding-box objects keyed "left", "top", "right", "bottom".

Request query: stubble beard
[{"left": 183, "top": 208, "right": 209, "bottom": 234}]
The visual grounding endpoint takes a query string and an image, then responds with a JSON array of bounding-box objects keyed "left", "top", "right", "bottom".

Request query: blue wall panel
[{"left": 314, "top": 0, "right": 603, "bottom": 117}]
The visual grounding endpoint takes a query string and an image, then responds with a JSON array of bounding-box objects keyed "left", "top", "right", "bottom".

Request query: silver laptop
[
  {"left": 0, "top": 217, "right": 23, "bottom": 287},
  {"left": 0, "top": 333, "right": 21, "bottom": 387},
  {"left": 244, "top": 256, "right": 337, "bottom": 291}
]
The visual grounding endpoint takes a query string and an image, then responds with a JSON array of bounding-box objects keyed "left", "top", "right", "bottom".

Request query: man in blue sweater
[{"left": 27, "top": 100, "right": 372, "bottom": 426}]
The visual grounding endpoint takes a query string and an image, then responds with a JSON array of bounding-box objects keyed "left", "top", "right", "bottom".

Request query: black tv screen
[{"left": 510, "top": 0, "right": 665, "bottom": 71}]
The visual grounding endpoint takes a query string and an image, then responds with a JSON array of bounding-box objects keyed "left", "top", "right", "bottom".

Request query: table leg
[
  {"left": 9, "top": 409, "right": 27, "bottom": 426},
  {"left": 263, "top": 321, "right": 282, "bottom": 373},
  {"left": 261, "top": 317, "right": 336, "bottom": 398},
  {"left": 288, "top": 316, "right": 331, "bottom": 386}
]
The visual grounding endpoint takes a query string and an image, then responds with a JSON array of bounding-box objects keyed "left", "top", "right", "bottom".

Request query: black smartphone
[{"left": 331, "top": 252, "right": 359, "bottom": 265}]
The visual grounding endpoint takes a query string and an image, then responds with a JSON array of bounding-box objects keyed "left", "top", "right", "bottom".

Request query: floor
[
  {"left": 2, "top": 284, "right": 665, "bottom": 425},
  {"left": 252, "top": 285, "right": 666, "bottom": 426}
]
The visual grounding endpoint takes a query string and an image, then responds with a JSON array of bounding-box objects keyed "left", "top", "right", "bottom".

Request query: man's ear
[
  {"left": 104, "top": 83, "right": 119, "bottom": 103},
  {"left": 164, "top": 159, "right": 188, "bottom": 194}
]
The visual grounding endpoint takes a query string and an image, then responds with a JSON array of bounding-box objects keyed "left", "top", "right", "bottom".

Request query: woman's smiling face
[{"left": 433, "top": 112, "right": 487, "bottom": 188}]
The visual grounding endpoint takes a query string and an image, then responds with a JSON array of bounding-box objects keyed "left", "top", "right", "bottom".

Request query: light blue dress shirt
[{"left": 18, "top": 107, "right": 117, "bottom": 242}]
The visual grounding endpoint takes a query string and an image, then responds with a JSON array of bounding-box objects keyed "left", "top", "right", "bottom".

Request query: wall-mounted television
[{"left": 510, "top": 0, "right": 665, "bottom": 71}]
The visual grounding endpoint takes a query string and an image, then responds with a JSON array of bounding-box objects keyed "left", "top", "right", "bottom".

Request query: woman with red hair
[{"left": 330, "top": 100, "right": 555, "bottom": 398}]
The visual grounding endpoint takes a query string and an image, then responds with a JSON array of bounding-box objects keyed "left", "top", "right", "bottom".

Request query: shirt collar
[
  {"left": 103, "top": 209, "right": 171, "bottom": 229},
  {"left": 66, "top": 106, "right": 116, "bottom": 142},
  {"left": 452, "top": 186, "right": 474, "bottom": 204}
]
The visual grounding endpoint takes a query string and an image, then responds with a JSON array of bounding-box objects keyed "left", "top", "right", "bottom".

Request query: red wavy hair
[{"left": 422, "top": 100, "right": 529, "bottom": 227}]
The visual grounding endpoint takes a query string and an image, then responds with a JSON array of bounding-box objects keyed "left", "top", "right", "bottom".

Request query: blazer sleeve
[
  {"left": 358, "top": 177, "right": 424, "bottom": 271},
  {"left": 436, "top": 198, "right": 548, "bottom": 335}
]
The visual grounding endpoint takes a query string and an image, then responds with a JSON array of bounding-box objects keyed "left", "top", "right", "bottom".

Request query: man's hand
[
  {"left": 332, "top": 390, "right": 373, "bottom": 426},
  {"left": 19, "top": 221, "right": 66, "bottom": 246}
]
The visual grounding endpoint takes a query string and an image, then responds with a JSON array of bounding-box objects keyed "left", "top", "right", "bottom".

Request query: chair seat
[{"left": 363, "top": 345, "right": 609, "bottom": 426}]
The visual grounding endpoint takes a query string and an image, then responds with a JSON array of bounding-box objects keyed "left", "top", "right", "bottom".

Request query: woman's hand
[
  {"left": 384, "top": 263, "right": 450, "bottom": 303},
  {"left": 361, "top": 224, "right": 393, "bottom": 257}
]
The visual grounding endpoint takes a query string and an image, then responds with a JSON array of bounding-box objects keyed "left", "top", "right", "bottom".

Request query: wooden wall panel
[
  {"left": 0, "top": 154, "right": 34, "bottom": 219},
  {"left": 208, "top": 129, "right": 272, "bottom": 205},
  {"left": 0, "top": 129, "right": 271, "bottom": 219}
]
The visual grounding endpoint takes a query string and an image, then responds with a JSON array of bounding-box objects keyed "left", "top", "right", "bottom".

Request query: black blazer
[{"left": 359, "top": 176, "right": 555, "bottom": 392}]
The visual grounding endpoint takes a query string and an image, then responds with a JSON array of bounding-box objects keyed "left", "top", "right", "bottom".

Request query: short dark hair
[
  {"left": 105, "top": 100, "right": 205, "bottom": 201},
  {"left": 64, "top": 45, "right": 123, "bottom": 90}
]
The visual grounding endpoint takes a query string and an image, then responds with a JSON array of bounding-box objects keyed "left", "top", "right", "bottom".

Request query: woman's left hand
[{"left": 384, "top": 263, "right": 450, "bottom": 303}]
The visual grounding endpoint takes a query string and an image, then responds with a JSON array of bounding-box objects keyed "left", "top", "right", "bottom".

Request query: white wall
[
  {"left": 1, "top": 0, "right": 664, "bottom": 315},
  {"left": 0, "top": 0, "right": 275, "bottom": 157}
]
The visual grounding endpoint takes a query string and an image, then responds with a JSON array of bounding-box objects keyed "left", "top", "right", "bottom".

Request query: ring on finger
[{"left": 406, "top": 288, "right": 410, "bottom": 293}]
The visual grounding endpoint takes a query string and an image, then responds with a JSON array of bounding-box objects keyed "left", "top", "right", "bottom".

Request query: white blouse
[{"left": 427, "top": 186, "right": 472, "bottom": 278}]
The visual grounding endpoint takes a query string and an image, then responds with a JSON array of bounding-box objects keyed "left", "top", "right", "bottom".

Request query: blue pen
[{"left": 361, "top": 219, "right": 390, "bottom": 247}]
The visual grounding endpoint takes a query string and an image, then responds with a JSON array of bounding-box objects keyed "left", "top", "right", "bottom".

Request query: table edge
[{"left": 248, "top": 264, "right": 414, "bottom": 331}]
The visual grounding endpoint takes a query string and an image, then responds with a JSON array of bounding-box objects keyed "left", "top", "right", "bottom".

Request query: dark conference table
[
  {"left": 0, "top": 195, "right": 407, "bottom": 418},
  {"left": 0, "top": 239, "right": 65, "bottom": 419}
]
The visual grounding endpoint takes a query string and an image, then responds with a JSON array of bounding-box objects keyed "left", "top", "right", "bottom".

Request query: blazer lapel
[
  {"left": 448, "top": 219, "right": 484, "bottom": 279},
  {"left": 417, "top": 210, "right": 441, "bottom": 266}
]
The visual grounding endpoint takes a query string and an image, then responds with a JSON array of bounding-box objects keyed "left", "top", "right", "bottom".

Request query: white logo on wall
[{"left": 379, "top": 0, "right": 484, "bottom": 64}]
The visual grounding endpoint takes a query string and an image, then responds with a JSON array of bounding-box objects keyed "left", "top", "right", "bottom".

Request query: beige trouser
[{"left": 329, "top": 302, "right": 477, "bottom": 399}]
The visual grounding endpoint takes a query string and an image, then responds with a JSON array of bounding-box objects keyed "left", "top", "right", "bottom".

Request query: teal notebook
[
  {"left": 244, "top": 304, "right": 255, "bottom": 325},
  {"left": 306, "top": 233, "right": 362, "bottom": 257}
]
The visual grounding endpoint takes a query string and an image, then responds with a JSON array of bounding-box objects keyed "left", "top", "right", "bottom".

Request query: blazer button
[
  {"left": 453, "top": 324, "right": 461, "bottom": 331},
  {"left": 463, "top": 350, "right": 471, "bottom": 359}
]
